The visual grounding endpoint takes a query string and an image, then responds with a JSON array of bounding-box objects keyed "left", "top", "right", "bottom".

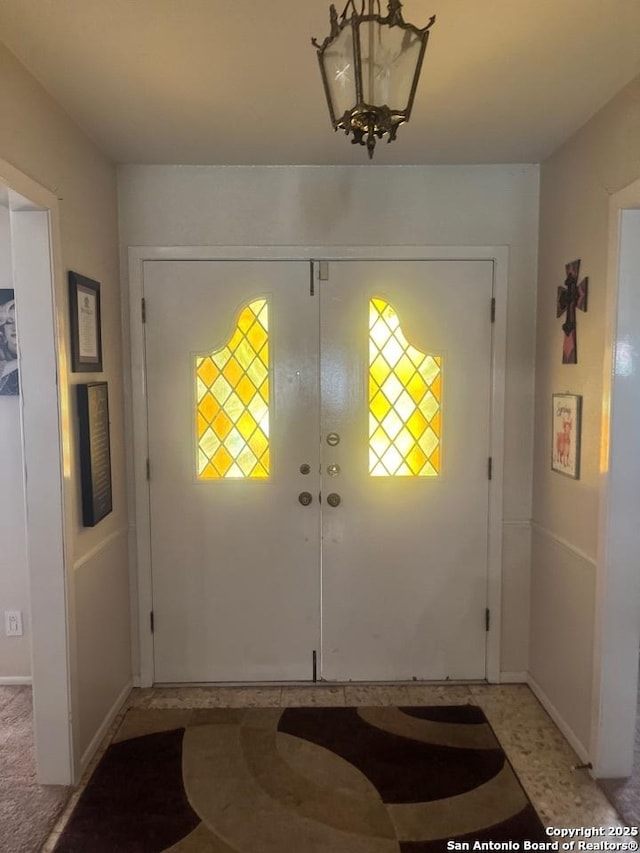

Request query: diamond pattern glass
[
  {"left": 196, "top": 299, "right": 269, "bottom": 479},
  {"left": 369, "top": 298, "right": 441, "bottom": 477}
]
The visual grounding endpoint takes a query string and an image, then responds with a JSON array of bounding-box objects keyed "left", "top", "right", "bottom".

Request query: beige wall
[
  {"left": 118, "top": 162, "right": 540, "bottom": 679},
  {"left": 531, "top": 76, "right": 640, "bottom": 750},
  {"left": 0, "top": 42, "right": 131, "bottom": 756}
]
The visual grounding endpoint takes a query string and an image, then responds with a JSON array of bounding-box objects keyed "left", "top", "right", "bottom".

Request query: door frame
[
  {"left": 0, "top": 158, "right": 75, "bottom": 784},
  {"left": 591, "top": 178, "right": 640, "bottom": 777},
  {"left": 128, "top": 245, "right": 508, "bottom": 686}
]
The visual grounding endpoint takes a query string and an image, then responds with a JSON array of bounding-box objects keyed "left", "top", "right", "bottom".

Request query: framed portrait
[
  {"left": 0, "top": 288, "right": 19, "bottom": 396},
  {"left": 551, "top": 393, "right": 582, "bottom": 479},
  {"left": 69, "top": 271, "right": 103, "bottom": 372}
]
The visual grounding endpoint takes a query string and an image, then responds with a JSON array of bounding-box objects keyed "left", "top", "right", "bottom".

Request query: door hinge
[
  {"left": 485, "top": 608, "right": 490, "bottom": 632},
  {"left": 312, "top": 650, "right": 317, "bottom": 682},
  {"left": 490, "top": 297, "right": 495, "bottom": 323},
  {"left": 488, "top": 457, "right": 492, "bottom": 480},
  {"left": 141, "top": 297, "right": 146, "bottom": 323},
  {"left": 146, "top": 458, "right": 150, "bottom": 480},
  {"left": 150, "top": 611, "right": 155, "bottom": 634}
]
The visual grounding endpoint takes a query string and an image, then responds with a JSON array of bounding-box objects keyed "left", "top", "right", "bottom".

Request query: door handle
[
  {"left": 327, "top": 493, "right": 341, "bottom": 507},
  {"left": 298, "top": 492, "right": 313, "bottom": 506}
]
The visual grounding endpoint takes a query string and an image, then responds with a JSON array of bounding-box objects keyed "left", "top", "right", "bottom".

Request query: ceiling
[{"left": 1, "top": 0, "right": 639, "bottom": 166}]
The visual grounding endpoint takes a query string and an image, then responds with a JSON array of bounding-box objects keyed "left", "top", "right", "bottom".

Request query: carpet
[
  {"left": 0, "top": 685, "right": 70, "bottom": 853},
  {"left": 54, "top": 704, "right": 547, "bottom": 853}
]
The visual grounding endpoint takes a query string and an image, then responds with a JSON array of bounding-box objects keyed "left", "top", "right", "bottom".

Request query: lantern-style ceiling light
[{"left": 312, "top": 0, "right": 435, "bottom": 159}]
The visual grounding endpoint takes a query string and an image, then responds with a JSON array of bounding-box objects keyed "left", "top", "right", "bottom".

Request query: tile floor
[{"left": 41, "top": 683, "right": 627, "bottom": 851}]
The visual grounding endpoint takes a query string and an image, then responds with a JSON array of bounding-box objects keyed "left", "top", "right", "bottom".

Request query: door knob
[
  {"left": 299, "top": 463, "right": 311, "bottom": 475},
  {"left": 298, "top": 492, "right": 313, "bottom": 506},
  {"left": 326, "top": 432, "right": 340, "bottom": 446},
  {"left": 327, "top": 493, "right": 341, "bottom": 507}
]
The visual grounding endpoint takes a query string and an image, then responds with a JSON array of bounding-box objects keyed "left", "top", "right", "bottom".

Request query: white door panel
[
  {"left": 145, "top": 261, "right": 320, "bottom": 682},
  {"left": 320, "top": 261, "right": 492, "bottom": 680}
]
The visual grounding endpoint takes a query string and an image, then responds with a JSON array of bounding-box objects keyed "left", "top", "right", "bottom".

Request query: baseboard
[
  {"left": 80, "top": 680, "right": 132, "bottom": 773},
  {"left": 527, "top": 674, "right": 590, "bottom": 765},
  {"left": 500, "top": 672, "right": 528, "bottom": 683},
  {"left": 0, "top": 675, "right": 32, "bottom": 685}
]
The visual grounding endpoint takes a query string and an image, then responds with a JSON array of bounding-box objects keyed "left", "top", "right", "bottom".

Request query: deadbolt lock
[
  {"left": 298, "top": 491, "right": 313, "bottom": 506},
  {"left": 327, "top": 493, "right": 341, "bottom": 507}
]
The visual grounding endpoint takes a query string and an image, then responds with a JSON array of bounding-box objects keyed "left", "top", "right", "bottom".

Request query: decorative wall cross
[{"left": 557, "top": 259, "right": 588, "bottom": 364}]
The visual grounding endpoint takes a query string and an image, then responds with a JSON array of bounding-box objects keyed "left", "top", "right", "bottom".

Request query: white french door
[
  {"left": 145, "top": 261, "right": 321, "bottom": 682},
  {"left": 319, "top": 261, "right": 493, "bottom": 680},
  {"left": 144, "top": 258, "right": 493, "bottom": 683}
]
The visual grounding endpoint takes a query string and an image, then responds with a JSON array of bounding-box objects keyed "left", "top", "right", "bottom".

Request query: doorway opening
[
  {"left": 129, "top": 246, "right": 508, "bottom": 688},
  {"left": 0, "top": 188, "right": 29, "bottom": 683}
]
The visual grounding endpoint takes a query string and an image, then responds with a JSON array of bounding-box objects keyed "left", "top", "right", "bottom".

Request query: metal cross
[{"left": 557, "top": 259, "right": 588, "bottom": 364}]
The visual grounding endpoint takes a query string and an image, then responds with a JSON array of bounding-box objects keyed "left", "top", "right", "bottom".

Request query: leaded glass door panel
[
  {"left": 319, "top": 261, "right": 493, "bottom": 681},
  {"left": 145, "top": 261, "right": 320, "bottom": 682}
]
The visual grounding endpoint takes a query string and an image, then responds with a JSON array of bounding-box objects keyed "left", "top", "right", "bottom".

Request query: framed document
[
  {"left": 77, "top": 382, "right": 113, "bottom": 526},
  {"left": 69, "top": 271, "right": 103, "bottom": 372}
]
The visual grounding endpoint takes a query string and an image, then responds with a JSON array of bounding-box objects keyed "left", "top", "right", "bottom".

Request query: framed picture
[
  {"left": 69, "top": 271, "right": 103, "bottom": 372},
  {"left": 551, "top": 393, "right": 582, "bottom": 479},
  {"left": 77, "top": 382, "right": 112, "bottom": 526},
  {"left": 0, "top": 288, "right": 19, "bottom": 396}
]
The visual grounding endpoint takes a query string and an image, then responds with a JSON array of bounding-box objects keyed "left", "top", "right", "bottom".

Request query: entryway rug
[{"left": 54, "top": 705, "right": 546, "bottom": 852}]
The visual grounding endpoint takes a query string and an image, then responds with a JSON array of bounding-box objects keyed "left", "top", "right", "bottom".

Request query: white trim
[
  {"left": 0, "top": 676, "right": 32, "bottom": 685},
  {"left": 129, "top": 244, "right": 508, "bottom": 687},
  {"left": 0, "top": 160, "right": 60, "bottom": 211},
  {"left": 527, "top": 674, "right": 590, "bottom": 766},
  {"left": 531, "top": 521, "right": 597, "bottom": 567},
  {"left": 129, "top": 245, "right": 510, "bottom": 263},
  {"left": 486, "top": 253, "right": 508, "bottom": 684},
  {"left": 499, "top": 671, "right": 528, "bottom": 683},
  {"left": 80, "top": 680, "right": 132, "bottom": 773},
  {"left": 73, "top": 526, "right": 129, "bottom": 572},
  {"left": 591, "top": 178, "right": 640, "bottom": 778}
]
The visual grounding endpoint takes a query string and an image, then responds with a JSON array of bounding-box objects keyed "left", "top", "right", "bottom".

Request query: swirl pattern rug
[{"left": 54, "top": 705, "right": 547, "bottom": 852}]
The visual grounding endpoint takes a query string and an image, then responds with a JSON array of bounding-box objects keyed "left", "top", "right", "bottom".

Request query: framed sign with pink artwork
[{"left": 551, "top": 393, "right": 582, "bottom": 479}]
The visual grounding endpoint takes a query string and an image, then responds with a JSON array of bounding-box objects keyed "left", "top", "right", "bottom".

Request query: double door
[{"left": 144, "top": 259, "right": 493, "bottom": 683}]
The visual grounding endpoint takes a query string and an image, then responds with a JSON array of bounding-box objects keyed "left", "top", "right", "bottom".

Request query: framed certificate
[{"left": 69, "top": 271, "right": 103, "bottom": 372}]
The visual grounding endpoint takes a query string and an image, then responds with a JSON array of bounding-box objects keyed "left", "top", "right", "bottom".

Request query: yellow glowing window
[
  {"left": 369, "top": 298, "right": 441, "bottom": 477},
  {"left": 196, "top": 299, "right": 269, "bottom": 479}
]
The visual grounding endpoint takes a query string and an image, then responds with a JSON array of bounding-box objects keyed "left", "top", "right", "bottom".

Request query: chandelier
[{"left": 312, "top": 0, "right": 436, "bottom": 158}]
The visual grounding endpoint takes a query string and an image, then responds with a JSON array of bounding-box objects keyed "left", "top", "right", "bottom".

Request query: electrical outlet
[{"left": 4, "top": 611, "right": 23, "bottom": 637}]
